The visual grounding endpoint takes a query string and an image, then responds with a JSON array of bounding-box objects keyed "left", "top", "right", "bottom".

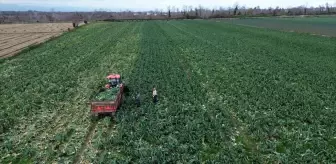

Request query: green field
[
  {"left": 222, "top": 16, "right": 336, "bottom": 36},
  {"left": 1, "top": 20, "right": 336, "bottom": 163}
]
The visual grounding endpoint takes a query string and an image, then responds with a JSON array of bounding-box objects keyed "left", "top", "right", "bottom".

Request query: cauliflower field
[{"left": 1, "top": 20, "right": 336, "bottom": 163}]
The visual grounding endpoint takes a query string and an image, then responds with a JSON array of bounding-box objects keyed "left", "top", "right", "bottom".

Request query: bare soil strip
[
  {"left": 0, "top": 35, "right": 29, "bottom": 43},
  {"left": 0, "top": 24, "right": 23, "bottom": 31},
  {"left": 0, "top": 23, "right": 74, "bottom": 58},
  {"left": 0, "top": 34, "right": 54, "bottom": 57},
  {"left": 0, "top": 34, "right": 23, "bottom": 41},
  {"left": 0, "top": 32, "right": 62, "bottom": 34},
  {"left": 0, "top": 34, "right": 40, "bottom": 50},
  {"left": 0, "top": 23, "right": 73, "bottom": 33},
  {"left": 0, "top": 34, "right": 45, "bottom": 51}
]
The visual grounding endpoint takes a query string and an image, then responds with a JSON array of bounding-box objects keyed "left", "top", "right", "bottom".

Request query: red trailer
[{"left": 89, "top": 74, "right": 124, "bottom": 118}]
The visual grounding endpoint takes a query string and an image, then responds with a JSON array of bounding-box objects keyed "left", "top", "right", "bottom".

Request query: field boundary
[{"left": 222, "top": 21, "right": 335, "bottom": 38}]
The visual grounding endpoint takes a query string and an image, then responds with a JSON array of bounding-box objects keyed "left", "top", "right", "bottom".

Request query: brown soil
[{"left": 0, "top": 23, "right": 74, "bottom": 58}]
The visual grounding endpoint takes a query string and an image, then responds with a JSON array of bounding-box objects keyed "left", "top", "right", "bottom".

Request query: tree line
[
  {"left": 166, "top": 3, "right": 336, "bottom": 19},
  {"left": 0, "top": 3, "right": 335, "bottom": 23}
]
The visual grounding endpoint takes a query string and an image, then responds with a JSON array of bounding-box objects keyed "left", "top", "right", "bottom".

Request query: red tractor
[{"left": 89, "top": 74, "right": 124, "bottom": 119}]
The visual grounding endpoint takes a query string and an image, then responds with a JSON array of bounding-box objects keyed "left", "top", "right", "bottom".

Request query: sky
[{"left": 0, "top": 0, "right": 335, "bottom": 11}]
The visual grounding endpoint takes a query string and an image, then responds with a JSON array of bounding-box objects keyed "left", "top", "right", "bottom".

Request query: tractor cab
[{"left": 107, "top": 74, "right": 122, "bottom": 88}]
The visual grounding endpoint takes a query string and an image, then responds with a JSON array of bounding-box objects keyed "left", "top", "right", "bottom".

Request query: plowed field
[{"left": 0, "top": 23, "right": 73, "bottom": 58}]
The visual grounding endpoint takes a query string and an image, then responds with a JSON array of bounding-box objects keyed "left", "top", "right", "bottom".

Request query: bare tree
[
  {"left": 172, "top": 6, "right": 176, "bottom": 17},
  {"left": 319, "top": 5, "right": 324, "bottom": 14},
  {"left": 240, "top": 6, "right": 246, "bottom": 15},
  {"left": 233, "top": 3, "right": 239, "bottom": 15},
  {"left": 167, "top": 6, "right": 171, "bottom": 18},
  {"left": 181, "top": 5, "right": 186, "bottom": 16},
  {"left": 198, "top": 5, "right": 203, "bottom": 17},
  {"left": 326, "top": 3, "right": 330, "bottom": 13},
  {"left": 188, "top": 6, "right": 193, "bottom": 14},
  {"left": 247, "top": 8, "right": 254, "bottom": 15},
  {"left": 0, "top": 14, "right": 7, "bottom": 24}
]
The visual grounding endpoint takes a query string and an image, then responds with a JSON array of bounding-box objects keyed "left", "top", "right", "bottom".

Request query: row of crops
[
  {"left": 0, "top": 22, "right": 142, "bottom": 163},
  {"left": 1, "top": 20, "right": 336, "bottom": 163},
  {"left": 222, "top": 16, "right": 336, "bottom": 37},
  {"left": 87, "top": 21, "right": 336, "bottom": 163}
]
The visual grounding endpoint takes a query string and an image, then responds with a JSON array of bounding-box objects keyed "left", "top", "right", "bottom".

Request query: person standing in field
[
  {"left": 135, "top": 93, "right": 141, "bottom": 107},
  {"left": 152, "top": 88, "right": 158, "bottom": 104}
]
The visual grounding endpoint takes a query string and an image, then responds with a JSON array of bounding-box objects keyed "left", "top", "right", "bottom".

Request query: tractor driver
[{"left": 109, "top": 78, "right": 118, "bottom": 87}]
